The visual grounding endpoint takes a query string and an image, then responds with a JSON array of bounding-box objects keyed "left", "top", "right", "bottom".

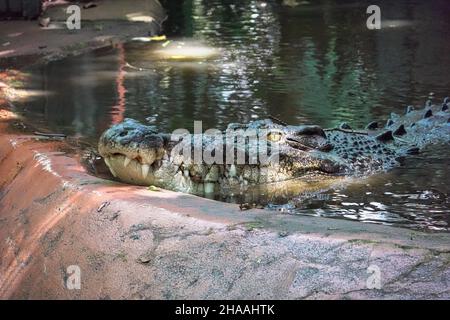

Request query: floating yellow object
[
  {"left": 149, "top": 35, "right": 167, "bottom": 41},
  {"left": 154, "top": 41, "right": 220, "bottom": 61},
  {"left": 132, "top": 35, "right": 167, "bottom": 42}
]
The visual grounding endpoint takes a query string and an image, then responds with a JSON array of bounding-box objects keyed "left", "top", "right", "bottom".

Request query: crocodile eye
[{"left": 267, "top": 131, "right": 283, "bottom": 142}]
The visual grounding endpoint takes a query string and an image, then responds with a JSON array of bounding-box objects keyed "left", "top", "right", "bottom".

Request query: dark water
[{"left": 15, "top": 0, "right": 450, "bottom": 231}]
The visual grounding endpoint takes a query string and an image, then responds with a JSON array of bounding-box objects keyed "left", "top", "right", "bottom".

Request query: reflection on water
[
  {"left": 274, "top": 146, "right": 450, "bottom": 231},
  {"left": 15, "top": 0, "right": 450, "bottom": 231}
]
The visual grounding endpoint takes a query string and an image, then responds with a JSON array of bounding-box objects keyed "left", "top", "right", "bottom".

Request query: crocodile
[{"left": 98, "top": 98, "right": 450, "bottom": 197}]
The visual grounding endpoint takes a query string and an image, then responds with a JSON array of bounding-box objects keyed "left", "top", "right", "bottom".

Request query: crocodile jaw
[{"left": 103, "top": 154, "right": 184, "bottom": 188}]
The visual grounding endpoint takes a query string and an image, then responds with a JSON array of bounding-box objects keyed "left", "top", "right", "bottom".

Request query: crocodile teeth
[
  {"left": 123, "top": 157, "right": 131, "bottom": 167},
  {"left": 184, "top": 169, "right": 189, "bottom": 178},
  {"left": 142, "top": 164, "right": 150, "bottom": 178},
  {"left": 204, "top": 182, "right": 215, "bottom": 194},
  {"left": 110, "top": 167, "right": 117, "bottom": 177},
  {"left": 229, "top": 164, "right": 237, "bottom": 177},
  {"left": 205, "top": 166, "right": 219, "bottom": 182},
  {"left": 104, "top": 157, "right": 111, "bottom": 167},
  {"left": 104, "top": 157, "right": 117, "bottom": 177}
]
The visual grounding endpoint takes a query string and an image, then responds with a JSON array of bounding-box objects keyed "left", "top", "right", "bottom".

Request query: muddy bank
[
  {"left": 0, "top": 109, "right": 450, "bottom": 299},
  {"left": 0, "top": 0, "right": 166, "bottom": 67}
]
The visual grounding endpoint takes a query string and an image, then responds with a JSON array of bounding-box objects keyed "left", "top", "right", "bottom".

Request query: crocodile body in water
[{"left": 98, "top": 98, "right": 450, "bottom": 197}]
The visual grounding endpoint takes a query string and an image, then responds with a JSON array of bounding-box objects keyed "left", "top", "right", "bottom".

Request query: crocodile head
[{"left": 98, "top": 118, "right": 347, "bottom": 193}]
